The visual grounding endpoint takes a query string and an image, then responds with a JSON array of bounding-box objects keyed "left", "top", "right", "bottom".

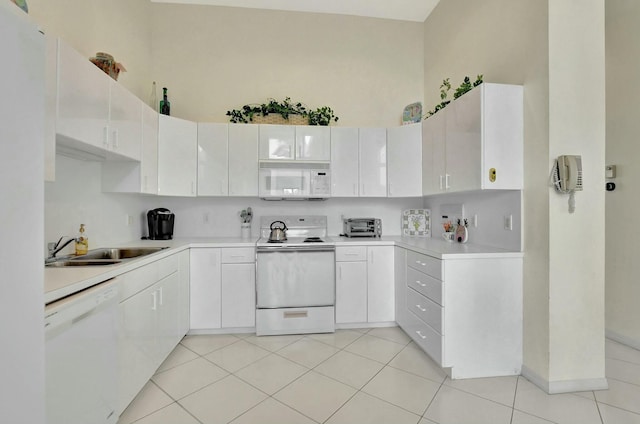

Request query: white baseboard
[
  {"left": 188, "top": 327, "right": 255, "bottom": 335},
  {"left": 335, "top": 322, "right": 397, "bottom": 330},
  {"left": 521, "top": 365, "right": 608, "bottom": 394},
  {"left": 606, "top": 329, "right": 640, "bottom": 350}
]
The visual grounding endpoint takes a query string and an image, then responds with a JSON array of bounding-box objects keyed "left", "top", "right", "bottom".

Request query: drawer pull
[
  {"left": 284, "top": 311, "right": 308, "bottom": 319},
  {"left": 416, "top": 304, "right": 427, "bottom": 312},
  {"left": 415, "top": 260, "right": 426, "bottom": 266},
  {"left": 416, "top": 330, "right": 427, "bottom": 339},
  {"left": 416, "top": 280, "right": 426, "bottom": 287}
]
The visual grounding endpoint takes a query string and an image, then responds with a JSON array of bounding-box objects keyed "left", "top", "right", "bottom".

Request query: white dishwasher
[{"left": 45, "top": 278, "right": 119, "bottom": 424}]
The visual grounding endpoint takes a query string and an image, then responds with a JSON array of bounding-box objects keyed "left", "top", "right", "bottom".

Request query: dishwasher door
[
  {"left": 45, "top": 278, "right": 119, "bottom": 424},
  {"left": 256, "top": 247, "right": 335, "bottom": 308}
]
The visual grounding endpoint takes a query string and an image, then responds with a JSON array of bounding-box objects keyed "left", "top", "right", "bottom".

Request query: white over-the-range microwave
[{"left": 259, "top": 162, "right": 331, "bottom": 200}]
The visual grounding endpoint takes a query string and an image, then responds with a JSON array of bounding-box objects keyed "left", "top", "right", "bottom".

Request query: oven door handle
[{"left": 257, "top": 245, "right": 335, "bottom": 253}]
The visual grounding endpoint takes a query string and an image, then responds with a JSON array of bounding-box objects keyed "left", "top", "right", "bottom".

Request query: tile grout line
[{"left": 509, "top": 376, "right": 520, "bottom": 424}]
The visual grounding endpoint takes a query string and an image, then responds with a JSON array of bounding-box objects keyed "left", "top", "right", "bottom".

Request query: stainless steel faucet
[{"left": 47, "top": 236, "right": 77, "bottom": 261}]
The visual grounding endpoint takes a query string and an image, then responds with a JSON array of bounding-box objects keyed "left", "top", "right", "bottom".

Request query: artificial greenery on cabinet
[
  {"left": 226, "top": 97, "right": 339, "bottom": 126},
  {"left": 425, "top": 75, "right": 483, "bottom": 119}
]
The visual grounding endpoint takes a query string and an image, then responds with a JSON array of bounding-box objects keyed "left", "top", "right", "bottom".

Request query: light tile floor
[{"left": 118, "top": 329, "right": 640, "bottom": 424}]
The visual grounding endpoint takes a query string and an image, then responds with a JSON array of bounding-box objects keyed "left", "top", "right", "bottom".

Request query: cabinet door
[
  {"left": 358, "top": 128, "right": 387, "bottom": 197},
  {"left": 259, "top": 124, "right": 295, "bottom": 160},
  {"left": 118, "top": 284, "right": 158, "bottom": 413},
  {"left": 158, "top": 115, "right": 197, "bottom": 196},
  {"left": 221, "top": 263, "right": 256, "bottom": 328},
  {"left": 229, "top": 124, "right": 259, "bottom": 196},
  {"left": 189, "top": 248, "right": 221, "bottom": 330},
  {"left": 330, "top": 127, "right": 359, "bottom": 197},
  {"left": 198, "top": 123, "right": 228, "bottom": 196},
  {"left": 56, "top": 38, "right": 110, "bottom": 152},
  {"left": 44, "top": 35, "right": 57, "bottom": 182},
  {"left": 156, "top": 272, "right": 181, "bottom": 361},
  {"left": 141, "top": 104, "right": 158, "bottom": 194},
  {"left": 178, "top": 250, "right": 190, "bottom": 336},
  {"left": 445, "top": 87, "right": 481, "bottom": 192},
  {"left": 296, "top": 126, "right": 330, "bottom": 161},
  {"left": 387, "top": 123, "right": 422, "bottom": 197},
  {"left": 367, "top": 246, "right": 395, "bottom": 322},
  {"left": 109, "top": 81, "right": 142, "bottom": 161},
  {"left": 423, "top": 111, "right": 446, "bottom": 194},
  {"left": 335, "top": 261, "right": 367, "bottom": 323}
]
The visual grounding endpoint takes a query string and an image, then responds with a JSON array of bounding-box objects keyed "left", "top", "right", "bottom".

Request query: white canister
[{"left": 241, "top": 223, "right": 251, "bottom": 239}]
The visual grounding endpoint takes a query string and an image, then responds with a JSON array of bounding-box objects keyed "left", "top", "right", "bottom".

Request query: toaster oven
[{"left": 343, "top": 218, "right": 382, "bottom": 238}]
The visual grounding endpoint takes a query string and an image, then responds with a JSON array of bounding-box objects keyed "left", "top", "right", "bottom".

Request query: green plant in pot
[
  {"left": 226, "top": 97, "right": 339, "bottom": 126},
  {"left": 425, "top": 75, "right": 483, "bottom": 119}
]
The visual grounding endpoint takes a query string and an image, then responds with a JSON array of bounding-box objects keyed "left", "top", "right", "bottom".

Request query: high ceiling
[{"left": 150, "top": 0, "right": 441, "bottom": 23}]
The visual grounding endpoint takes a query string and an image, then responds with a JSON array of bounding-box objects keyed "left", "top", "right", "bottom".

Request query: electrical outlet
[
  {"left": 472, "top": 214, "right": 478, "bottom": 228},
  {"left": 125, "top": 214, "right": 133, "bottom": 226},
  {"left": 504, "top": 214, "right": 513, "bottom": 231}
]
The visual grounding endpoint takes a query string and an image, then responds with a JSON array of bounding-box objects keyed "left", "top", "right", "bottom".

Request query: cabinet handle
[
  {"left": 416, "top": 304, "right": 426, "bottom": 312},
  {"left": 339, "top": 265, "right": 342, "bottom": 280},
  {"left": 296, "top": 144, "right": 301, "bottom": 159},
  {"left": 143, "top": 175, "right": 148, "bottom": 191},
  {"left": 415, "top": 260, "right": 425, "bottom": 266},
  {"left": 416, "top": 330, "right": 427, "bottom": 339},
  {"left": 158, "top": 287, "right": 164, "bottom": 306},
  {"left": 445, "top": 174, "right": 451, "bottom": 190},
  {"left": 416, "top": 280, "right": 426, "bottom": 287},
  {"left": 370, "top": 250, "right": 374, "bottom": 263},
  {"left": 112, "top": 129, "right": 119, "bottom": 149},
  {"left": 439, "top": 175, "right": 443, "bottom": 190},
  {"left": 362, "top": 184, "right": 366, "bottom": 195},
  {"left": 389, "top": 182, "right": 393, "bottom": 196},
  {"left": 353, "top": 183, "right": 357, "bottom": 196},
  {"left": 151, "top": 291, "right": 158, "bottom": 311},
  {"left": 103, "top": 126, "right": 109, "bottom": 147},
  {"left": 191, "top": 181, "right": 196, "bottom": 194}
]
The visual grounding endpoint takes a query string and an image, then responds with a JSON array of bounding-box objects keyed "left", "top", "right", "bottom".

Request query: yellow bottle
[{"left": 75, "top": 224, "right": 88, "bottom": 255}]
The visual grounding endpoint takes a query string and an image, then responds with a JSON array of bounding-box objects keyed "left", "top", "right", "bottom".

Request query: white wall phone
[
  {"left": 555, "top": 155, "right": 583, "bottom": 192},
  {"left": 552, "top": 155, "right": 583, "bottom": 213}
]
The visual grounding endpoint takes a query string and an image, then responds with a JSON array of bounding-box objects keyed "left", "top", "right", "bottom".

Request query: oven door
[{"left": 256, "top": 246, "right": 335, "bottom": 308}]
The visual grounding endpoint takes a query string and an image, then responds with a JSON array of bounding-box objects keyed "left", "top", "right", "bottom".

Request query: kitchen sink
[
  {"left": 72, "top": 247, "right": 168, "bottom": 260},
  {"left": 46, "top": 246, "right": 169, "bottom": 267},
  {"left": 46, "top": 259, "right": 122, "bottom": 267}
]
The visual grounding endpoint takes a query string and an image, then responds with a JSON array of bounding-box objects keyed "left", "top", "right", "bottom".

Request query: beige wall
[
  {"left": 150, "top": 5, "right": 424, "bottom": 126},
  {"left": 424, "top": 0, "right": 606, "bottom": 390},
  {"left": 424, "top": 0, "right": 552, "bottom": 380},
  {"left": 605, "top": 0, "right": 640, "bottom": 349},
  {"left": 28, "top": 0, "right": 153, "bottom": 100}
]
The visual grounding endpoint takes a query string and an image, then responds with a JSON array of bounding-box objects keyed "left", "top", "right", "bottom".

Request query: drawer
[
  {"left": 221, "top": 247, "right": 255, "bottom": 263},
  {"left": 157, "top": 253, "right": 180, "bottom": 279},
  {"left": 404, "top": 310, "right": 443, "bottom": 365},
  {"left": 336, "top": 246, "right": 367, "bottom": 262},
  {"left": 256, "top": 306, "right": 334, "bottom": 336},
  {"left": 407, "top": 287, "right": 443, "bottom": 334},
  {"left": 119, "top": 261, "right": 158, "bottom": 301},
  {"left": 407, "top": 250, "right": 441, "bottom": 279},
  {"left": 407, "top": 267, "right": 443, "bottom": 305}
]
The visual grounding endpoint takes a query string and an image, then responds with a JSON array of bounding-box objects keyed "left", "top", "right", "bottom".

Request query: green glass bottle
[{"left": 160, "top": 87, "right": 171, "bottom": 116}]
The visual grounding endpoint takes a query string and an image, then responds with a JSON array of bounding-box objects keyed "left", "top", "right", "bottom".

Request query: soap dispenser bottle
[{"left": 75, "top": 224, "right": 88, "bottom": 255}]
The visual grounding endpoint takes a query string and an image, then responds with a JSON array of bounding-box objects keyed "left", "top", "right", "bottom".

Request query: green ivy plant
[
  {"left": 425, "top": 75, "right": 483, "bottom": 119},
  {"left": 226, "top": 97, "right": 339, "bottom": 126}
]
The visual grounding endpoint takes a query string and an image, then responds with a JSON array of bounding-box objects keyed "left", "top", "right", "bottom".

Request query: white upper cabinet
[
  {"left": 108, "top": 81, "right": 142, "bottom": 161},
  {"left": 56, "top": 38, "right": 110, "bottom": 156},
  {"left": 295, "top": 126, "right": 330, "bottom": 161},
  {"left": 198, "top": 123, "right": 228, "bottom": 196},
  {"left": 56, "top": 38, "right": 142, "bottom": 161},
  {"left": 330, "top": 127, "right": 359, "bottom": 197},
  {"left": 423, "top": 83, "right": 523, "bottom": 195},
  {"left": 358, "top": 127, "right": 387, "bottom": 197},
  {"left": 387, "top": 123, "right": 422, "bottom": 197},
  {"left": 158, "top": 115, "right": 197, "bottom": 197},
  {"left": 44, "top": 35, "right": 57, "bottom": 182},
  {"left": 228, "top": 124, "right": 259, "bottom": 196},
  {"left": 259, "top": 125, "right": 330, "bottom": 161},
  {"left": 259, "top": 124, "right": 295, "bottom": 160},
  {"left": 101, "top": 104, "right": 158, "bottom": 194}
]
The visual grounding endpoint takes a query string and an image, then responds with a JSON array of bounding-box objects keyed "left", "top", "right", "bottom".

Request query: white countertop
[{"left": 45, "top": 236, "right": 522, "bottom": 304}]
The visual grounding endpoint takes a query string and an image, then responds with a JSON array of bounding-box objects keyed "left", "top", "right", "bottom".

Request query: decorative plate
[
  {"left": 402, "top": 209, "right": 431, "bottom": 236},
  {"left": 402, "top": 102, "right": 422, "bottom": 124}
]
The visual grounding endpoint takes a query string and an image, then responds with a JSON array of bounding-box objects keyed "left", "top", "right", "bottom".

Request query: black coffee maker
[{"left": 147, "top": 208, "right": 175, "bottom": 240}]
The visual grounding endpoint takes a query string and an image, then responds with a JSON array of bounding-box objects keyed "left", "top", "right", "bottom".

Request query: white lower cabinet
[
  {"left": 397, "top": 247, "right": 523, "bottom": 379},
  {"left": 190, "top": 247, "right": 256, "bottom": 331},
  {"left": 335, "top": 245, "right": 394, "bottom": 324},
  {"left": 117, "top": 253, "right": 183, "bottom": 415}
]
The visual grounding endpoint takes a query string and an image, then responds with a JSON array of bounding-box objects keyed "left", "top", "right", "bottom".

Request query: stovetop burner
[
  {"left": 303, "top": 237, "right": 324, "bottom": 243},
  {"left": 267, "top": 239, "right": 285, "bottom": 244}
]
